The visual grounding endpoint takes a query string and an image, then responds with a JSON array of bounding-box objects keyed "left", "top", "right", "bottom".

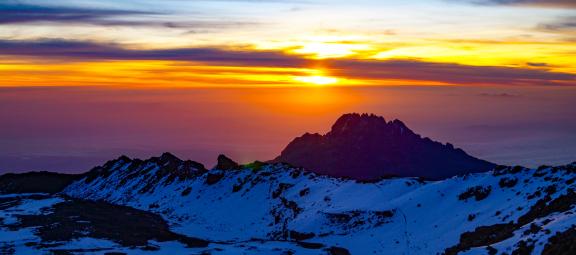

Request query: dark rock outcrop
[
  {"left": 273, "top": 113, "right": 495, "bottom": 180},
  {"left": 0, "top": 171, "right": 82, "bottom": 194},
  {"left": 1, "top": 194, "right": 209, "bottom": 249},
  {"left": 214, "top": 154, "right": 240, "bottom": 170},
  {"left": 543, "top": 225, "right": 576, "bottom": 255}
]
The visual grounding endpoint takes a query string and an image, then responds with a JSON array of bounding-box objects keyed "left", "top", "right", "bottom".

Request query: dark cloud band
[
  {"left": 0, "top": 40, "right": 309, "bottom": 67},
  {"left": 329, "top": 59, "right": 575, "bottom": 86},
  {"left": 538, "top": 16, "right": 576, "bottom": 32},
  {"left": 0, "top": 3, "right": 159, "bottom": 26}
]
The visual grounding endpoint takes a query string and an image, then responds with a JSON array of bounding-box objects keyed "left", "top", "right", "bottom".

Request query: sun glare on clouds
[{"left": 294, "top": 75, "right": 339, "bottom": 86}]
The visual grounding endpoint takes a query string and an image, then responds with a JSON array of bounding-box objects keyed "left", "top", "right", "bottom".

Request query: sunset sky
[
  {"left": 1, "top": 0, "right": 575, "bottom": 87},
  {"left": 1, "top": 0, "right": 575, "bottom": 173}
]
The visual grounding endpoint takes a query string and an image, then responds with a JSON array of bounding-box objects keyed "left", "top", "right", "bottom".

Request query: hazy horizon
[{"left": 2, "top": 85, "right": 575, "bottom": 174}]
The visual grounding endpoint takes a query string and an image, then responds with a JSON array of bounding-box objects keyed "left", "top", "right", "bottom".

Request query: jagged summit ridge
[
  {"left": 274, "top": 113, "right": 496, "bottom": 180},
  {"left": 329, "top": 113, "right": 412, "bottom": 137},
  {"left": 82, "top": 153, "right": 207, "bottom": 191}
]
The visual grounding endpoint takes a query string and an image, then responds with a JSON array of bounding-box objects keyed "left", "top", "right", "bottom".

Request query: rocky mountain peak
[
  {"left": 274, "top": 113, "right": 495, "bottom": 180},
  {"left": 328, "top": 113, "right": 415, "bottom": 139}
]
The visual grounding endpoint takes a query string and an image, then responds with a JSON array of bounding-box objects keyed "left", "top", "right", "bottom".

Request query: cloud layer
[
  {"left": 329, "top": 59, "right": 575, "bottom": 86},
  {"left": 0, "top": 2, "right": 258, "bottom": 30},
  {"left": 538, "top": 16, "right": 576, "bottom": 32},
  {"left": 1, "top": 39, "right": 574, "bottom": 86},
  {"left": 0, "top": 40, "right": 308, "bottom": 67},
  {"left": 0, "top": 3, "right": 158, "bottom": 26}
]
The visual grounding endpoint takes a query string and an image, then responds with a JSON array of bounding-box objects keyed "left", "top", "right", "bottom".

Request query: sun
[{"left": 294, "top": 75, "right": 339, "bottom": 86}]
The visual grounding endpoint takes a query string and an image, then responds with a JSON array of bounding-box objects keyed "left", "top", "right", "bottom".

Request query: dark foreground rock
[
  {"left": 0, "top": 194, "right": 209, "bottom": 252},
  {"left": 0, "top": 171, "right": 81, "bottom": 194}
]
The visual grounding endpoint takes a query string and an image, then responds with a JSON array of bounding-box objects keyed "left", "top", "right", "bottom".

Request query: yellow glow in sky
[{"left": 294, "top": 75, "right": 340, "bottom": 86}]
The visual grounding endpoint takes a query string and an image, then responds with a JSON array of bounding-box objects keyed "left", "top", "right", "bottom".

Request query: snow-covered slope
[{"left": 61, "top": 154, "right": 576, "bottom": 255}]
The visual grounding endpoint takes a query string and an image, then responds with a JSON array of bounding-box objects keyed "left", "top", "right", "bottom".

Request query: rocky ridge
[{"left": 274, "top": 113, "right": 496, "bottom": 180}]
